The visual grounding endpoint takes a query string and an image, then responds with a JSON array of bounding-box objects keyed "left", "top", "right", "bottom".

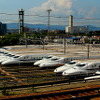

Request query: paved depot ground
[{"left": 5, "top": 44, "right": 100, "bottom": 58}]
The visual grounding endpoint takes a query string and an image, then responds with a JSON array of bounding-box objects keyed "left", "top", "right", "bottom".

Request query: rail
[{"left": 0, "top": 85, "right": 100, "bottom": 100}]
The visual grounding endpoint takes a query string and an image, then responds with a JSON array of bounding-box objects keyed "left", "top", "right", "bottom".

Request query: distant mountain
[
  {"left": 7, "top": 23, "right": 66, "bottom": 30},
  {"left": 7, "top": 23, "right": 19, "bottom": 29},
  {"left": 7, "top": 23, "right": 100, "bottom": 31},
  {"left": 87, "top": 25, "right": 100, "bottom": 31}
]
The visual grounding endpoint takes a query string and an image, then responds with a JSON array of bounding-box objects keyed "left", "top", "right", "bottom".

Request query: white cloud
[
  {"left": 28, "top": 0, "right": 100, "bottom": 26},
  {"left": 29, "top": 0, "right": 76, "bottom": 16},
  {"left": 74, "top": 7, "right": 97, "bottom": 19},
  {"left": 28, "top": 0, "right": 77, "bottom": 25},
  {"left": 85, "top": 7, "right": 97, "bottom": 19}
]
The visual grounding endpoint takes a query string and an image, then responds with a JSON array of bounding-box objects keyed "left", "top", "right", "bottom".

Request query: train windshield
[
  {"left": 44, "top": 56, "right": 52, "bottom": 59},
  {"left": 76, "top": 64, "right": 85, "bottom": 67},
  {"left": 13, "top": 56, "right": 20, "bottom": 58},
  {"left": 6, "top": 54, "right": 14, "bottom": 57},
  {"left": 67, "top": 61, "right": 76, "bottom": 65},
  {"left": 51, "top": 58, "right": 59, "bottom": 61}
]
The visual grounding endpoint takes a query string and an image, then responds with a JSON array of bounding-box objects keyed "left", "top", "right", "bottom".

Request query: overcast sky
[{"left": 0, "top": 0, "right": 100, "bottom": 26}]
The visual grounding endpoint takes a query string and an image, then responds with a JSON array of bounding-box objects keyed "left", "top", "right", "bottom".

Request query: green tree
[{"left": 0, "top": 34, "right": 22, "bottom": 46}]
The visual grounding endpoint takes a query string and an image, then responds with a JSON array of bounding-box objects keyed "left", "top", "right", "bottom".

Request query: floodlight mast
[
  {"left": 47, "top": 9, "right": 52, "bottom": 33},
  {"left": 19, "top": 8, "right": 24, "bottom": 34}
]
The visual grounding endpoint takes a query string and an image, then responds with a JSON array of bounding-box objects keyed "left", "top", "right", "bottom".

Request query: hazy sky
[{"left": 0, "top": 0, "right": 100, "bottom": 26}]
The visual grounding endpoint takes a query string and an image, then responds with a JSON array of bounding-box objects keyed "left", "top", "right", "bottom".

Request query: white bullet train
[
  {"left": 38, "top": 56, "right": 87, "bottom": 68},
  {"left": 54, "top": 60, "right": 81, "bottom": 73},
  {"left": 1, "top": 54, "right": 50, "bottom": 65},
  {"left": 0, "top": 49, "right": 20, "bottom": 63},
  {"left": 0, "top": 54, "right": 20, "bottom": 63},
  {"left": 84, "top": 75, "right": 100, "bottom": 80},
  {"left": 62, "top": 60, "right": 100, "bottom": 77},
  {"left": 0, "top": 51, "right": 10, "bottom": 56},
  {"left": 34, "top": 55, "right": 57, "bottom": 66},
  {"left": 39, "top": 57, "right": 70, "bottom": 68},
  {"left": 84, "top": 71, "right": 100, "bottom": 80}
]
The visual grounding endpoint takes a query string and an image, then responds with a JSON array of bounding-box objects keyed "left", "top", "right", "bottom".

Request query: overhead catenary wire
[
  {"left": 0, "top": 13, "right": 17, "bottom": 16},
  {"left": 1, "top": 12, "right": 100, "bottom": 20},
  {"left": 0, "top": 12, "right": 69, "bottom": 19},
  {"left": 0, "top": 12, "right": 100, "bottom": 27},
  {"left": 74, "top": 17, "right": 100, "bottom": 20}
]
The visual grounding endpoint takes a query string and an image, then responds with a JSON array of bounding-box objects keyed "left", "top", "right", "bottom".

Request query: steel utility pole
[
  {"left": 87, "top": 43, "right": 90, "bottom": 59},
  {"left": 64, "top": 36, "right": 66, "bottom": 54}
]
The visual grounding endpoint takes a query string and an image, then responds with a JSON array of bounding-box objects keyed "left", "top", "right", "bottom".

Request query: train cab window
[
  {"left": 8, "top": 54, "right": 15, "bottom": 57},
  {"left": 67, "top": 61, "right": 76, "bottom": 65},
  {"left": 47, "top": 56, "right": 52, "bottom": 59},
  {"left": 76, "top": 64, "right": 85, "bottom": 67},
  {"left": 44, "top": 56, "right": 52, "bottom": 59},
  {"left": 13, "top": 56, "right": 20, "bottom": 58},
  {"left": 51, "top": 58, "right": 59, "bottom": 61}
]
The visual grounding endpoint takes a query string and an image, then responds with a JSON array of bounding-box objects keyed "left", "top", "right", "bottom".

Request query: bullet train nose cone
[
  {"left": 39, "top": 64, "right": 45, "bottom": 67},
  {"left": 34, "top": 62, "right": 39, "bottom": 66},
  {"left": 96, "top": 71, "right": 100, "bottom": 74},
  {"left": 54, "top": 69, "right": 57, "bottom": 72},
  {"left": 62, "top": 72, "right": 69, "bottom": 76},
  {"left": 1, "top": 62, "right": 7, "bottom": 65}
]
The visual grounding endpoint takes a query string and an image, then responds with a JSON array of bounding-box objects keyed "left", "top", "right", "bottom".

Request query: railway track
[
  {"left": 0, "top": 65, "right": 57, "bottom": 86},
  {"left": 0, "top": 77, "right": 100, "bottom": 100},
  {"left": 0, "top": 84, "right": 100, "bottom": 100},
  {"left": 0, "top": 64, "right": 100, "bottom": 99}
]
